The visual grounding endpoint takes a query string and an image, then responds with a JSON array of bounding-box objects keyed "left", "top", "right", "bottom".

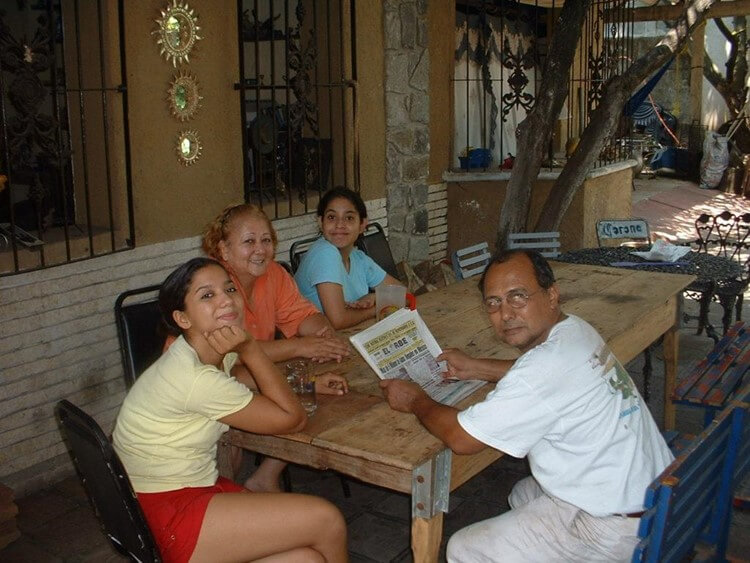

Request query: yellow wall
[
  {"left": 124, "top": 1, "right": 243, "bottom": 246},
  {"left": 428, "top": 0, "right": 454, "bottom": 183},
  {"left": 122, "top": 1, "right": 385, "bottom": 246},
  {"left": 355, "top": 1, "right": 385, "bottom": 201},
  {"left": 446, "top": 167, "right": 634, "bottom": 253}
]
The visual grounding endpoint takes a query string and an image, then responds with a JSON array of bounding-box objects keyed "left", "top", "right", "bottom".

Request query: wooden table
[{"left": 218, "top": 262, "right": 694, "bottom": 562}]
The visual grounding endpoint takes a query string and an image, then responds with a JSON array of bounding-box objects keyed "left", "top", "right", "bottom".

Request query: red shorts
[{"left": 137, "top": 477, "right": 246, "bottom": 563}]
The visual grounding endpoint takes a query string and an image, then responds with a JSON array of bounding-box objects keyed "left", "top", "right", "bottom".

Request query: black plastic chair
[
  {"left": 289, "top": 235, "right": 320, "bottom": 273},
  {"left": 55, "top": 400, "right": 161, "bottom": 562},
  {"left": 114, "top": 285, "right": 164, "bottom": 388},
  {"left": 356, "top": 222, "right": 400, "bottom": 280}
]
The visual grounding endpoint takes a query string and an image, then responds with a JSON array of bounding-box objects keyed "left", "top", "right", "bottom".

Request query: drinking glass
[{"left": 285, "top": 359, "right": 317, "bottom": 415}]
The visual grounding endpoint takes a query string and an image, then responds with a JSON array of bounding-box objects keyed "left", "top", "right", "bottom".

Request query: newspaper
[{"left": 349, "top": 308, "right": 484, "bottom": 406}]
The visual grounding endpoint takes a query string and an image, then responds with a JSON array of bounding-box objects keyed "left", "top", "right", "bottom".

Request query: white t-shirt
[
  {"left": 457, "top": 315, "right": 673, "bottom": 516},
  {"left": 113, "top": 335, "right": 253, "bottom": 493}
]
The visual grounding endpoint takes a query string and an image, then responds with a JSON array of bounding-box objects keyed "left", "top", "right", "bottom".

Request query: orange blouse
[{"left": 227, "top": 260, "right": 320, "bottom": 341}]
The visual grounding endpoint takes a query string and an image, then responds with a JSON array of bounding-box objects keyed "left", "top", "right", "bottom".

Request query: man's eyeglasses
[{"left": 482, "top": 289, "right": 543, "bottom": 313}]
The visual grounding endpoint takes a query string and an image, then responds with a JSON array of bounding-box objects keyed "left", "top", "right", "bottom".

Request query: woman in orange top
[
  {"left": 203, "top": 203, "right": 351, "bottom": 361},
  {"left": 203, "top": 203, "right": 350, "bottom": 492}
]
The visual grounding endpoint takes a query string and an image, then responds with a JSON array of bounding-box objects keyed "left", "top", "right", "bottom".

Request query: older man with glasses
[{"left": 379, "top": 249, "right": 673, "bottom": 562}]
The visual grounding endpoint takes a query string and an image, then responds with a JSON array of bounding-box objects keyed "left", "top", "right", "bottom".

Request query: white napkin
[{"left": 630, "top": 239, "right": 691, "bottom": 262}]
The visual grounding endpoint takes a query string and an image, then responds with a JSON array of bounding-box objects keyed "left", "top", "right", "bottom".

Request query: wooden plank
[
  {"left": 411, "top": 514, "right": 444, "bottom": 563},
  {"left": 684, "top": 343, "right": 745, "bottom": 403},
  {"left": 689, "top": 23, "right": 705, "bottom": 125},
  {"left": 664, "top": 326, "right": 679, "bottom": 430},
  {"left": 313, "top": 402, "right": 445, "bottom": 469},
  {"left": 673, "top": 323, "right": 745, "bottom": 399},
  {"left": 605, "top": 297, "right": 678, "bottom": 364},
  {"left": 222, "top": 429, "right": 414, "bottom": 492},
  {"left": 674, "top": 323, "right": 749, "bottom": 404},
  {"left": 705, "top": 348, "right": 750, "bottom": 406},
  {"left": 450, "top": 448, "right": 503, "bottom": 491},
  {"left": 606, "top": 0, "right": 750, "bottom": 22}
]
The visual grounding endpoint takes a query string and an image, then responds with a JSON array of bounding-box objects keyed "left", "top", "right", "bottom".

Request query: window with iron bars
[
  {"left": 237, "top": 0, "right": 357, "bottom": 219},
  {"left": 0, "top": 0, "right": 132, "bottom": 276},
  {"left": 453, "top": 0, "right": 634, "bottom": 172}
]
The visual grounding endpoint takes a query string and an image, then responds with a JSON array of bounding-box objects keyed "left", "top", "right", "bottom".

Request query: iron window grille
[
  {"left": 453, "top": 0, "right": 634, "bottom": 172},
  {"left": 236, "top": 0, "right": 358, "bottom": 220},
  {"left": 0, "top": 0, "right": 133, "bottom": 276}
]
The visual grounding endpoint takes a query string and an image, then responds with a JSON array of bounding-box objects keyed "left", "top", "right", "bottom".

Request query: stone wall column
[{"left": 384, "top": 0, "right": 430, "bottom": 264}]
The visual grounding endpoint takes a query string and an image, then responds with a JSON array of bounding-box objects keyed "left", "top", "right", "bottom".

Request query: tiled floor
[{"left": 2, "top": 178, "right": 749, "bottom": 562}]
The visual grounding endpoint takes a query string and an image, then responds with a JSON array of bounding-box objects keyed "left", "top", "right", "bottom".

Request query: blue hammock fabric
[
  {"left": 624, "top": 58, "right": 678, "bottom": 146},
  {"left": 630, "top": 102, "right": 657, "bottom": 125},
  {"left": 633, "top": 100, "right": 678, "bottom": 146},
  {"left": 624, "top": 58, "right": 674, "bottom": 117}
]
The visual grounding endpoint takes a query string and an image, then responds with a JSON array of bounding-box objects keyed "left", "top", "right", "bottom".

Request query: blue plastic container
[{"left": 459, "top": 148, "right": 492, "bottom": 170}]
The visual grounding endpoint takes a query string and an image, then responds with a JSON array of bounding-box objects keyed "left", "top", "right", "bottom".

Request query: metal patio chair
[
  {"left": 114, "top": 285, "right": 164, "bottom": 388},
  {"left": 356, "top": 222, "right": 400, "bottom": 280},
  {"left": 55, "top": 399, "right": 161, "bottom": 562}
]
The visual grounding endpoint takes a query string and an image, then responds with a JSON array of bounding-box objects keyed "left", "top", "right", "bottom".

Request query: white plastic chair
[
  {"left": 507, "top": 232, "right": 561, "bottom": 258},
  {"left": 452, "top": 242, "right": 491, "bottom": 280}
]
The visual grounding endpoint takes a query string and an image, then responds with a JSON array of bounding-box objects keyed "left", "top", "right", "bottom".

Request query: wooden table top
[{"left": 244, "top": 262, "right": 696, "bottom": 474}]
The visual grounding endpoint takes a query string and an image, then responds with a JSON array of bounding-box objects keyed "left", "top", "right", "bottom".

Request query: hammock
[{"left": 623, "top": 58, "right": 674, "bottom": 117}]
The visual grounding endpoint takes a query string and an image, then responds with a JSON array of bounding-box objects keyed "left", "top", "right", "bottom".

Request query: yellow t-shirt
[{"left": 113, "top": 335, "right": 253, "bottom": 493}]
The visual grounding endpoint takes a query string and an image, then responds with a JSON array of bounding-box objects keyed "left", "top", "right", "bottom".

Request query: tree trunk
[
  {"left": 535, "top": 0, "right": 718, "bottom": 232},
  {"left": 494, "top": 0, "right": 591, "bottom": 251},
  {"left": 703, "top": 16, "right": 748, "bottom": 119}
]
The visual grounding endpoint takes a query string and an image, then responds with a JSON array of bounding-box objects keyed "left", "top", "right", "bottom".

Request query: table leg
[
  {"left": 411, "top": 513, "right": 444, "bottom": 562},
  {"left": 411, "top": 449, "right": 451, "bottom": 562},
  {"left": 663, "top": 325, "right": 679, "bottom": 430}
]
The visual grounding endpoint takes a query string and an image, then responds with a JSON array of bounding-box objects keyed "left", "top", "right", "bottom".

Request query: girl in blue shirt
[{"left": 295, "top": 187, "right": 402, "bottom": 329}]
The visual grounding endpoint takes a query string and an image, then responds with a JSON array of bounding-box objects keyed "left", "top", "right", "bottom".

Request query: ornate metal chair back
[
  {"left": 731, "top": 212, "right": 750, "bottom": 265},
  {"left": 713, "top": 211, "right": 736, "bottom": 258},
  {"left": 694, "top": 213, "right": 716, "bottom": 254}
]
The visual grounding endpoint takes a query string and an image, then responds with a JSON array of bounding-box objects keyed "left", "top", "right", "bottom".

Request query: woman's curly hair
[{"left": 202, "top": 203, "right": 278, "bottom": 258}]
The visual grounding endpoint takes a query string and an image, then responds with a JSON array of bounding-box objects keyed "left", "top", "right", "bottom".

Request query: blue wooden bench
[
  {"left": 672, "top": 321, "right": 750, "bottom": 427},
  {"left": 635, "top": 383, "right": 750, "bottom": 562},
  {"left": 731, "top": 385, "right": 750, "bottom": 511}
]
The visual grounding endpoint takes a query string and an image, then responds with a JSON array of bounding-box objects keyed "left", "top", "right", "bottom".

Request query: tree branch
[
  {"left": 494, "top": 0, "right": 592, "bottom": 251},
  {"left": 534, "top": 0, "right": 718, "bottom": 232},
  {"left": 715, "top": 18, "right": 738, "bottom": 82},
  {"left": 728, "top": 16, "right": 747, "bottom": 106},
  {"left": 703, "top": 48, "right": 729, "bottom": 96},
  {"left": 714, "top": 17, "right": 734, "bottom": 43}
]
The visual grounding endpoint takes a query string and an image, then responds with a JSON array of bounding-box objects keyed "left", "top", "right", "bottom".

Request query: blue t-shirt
[{"left": 294, "top": 237, "right": 387, "bottom": 310}]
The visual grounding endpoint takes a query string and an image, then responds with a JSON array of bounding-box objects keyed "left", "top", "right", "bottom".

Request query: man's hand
[
  {"left": 204, "top": 325, "right": 250, "bottom": 356},
  {"left": 379, "top": 379, "right": 428, "bottom": 413},
  {"left": 315, "top": 372, "right": 349, "bottom": 395},
  {"left": 437, "top": 348, "right": 476, "bottom": 381}
]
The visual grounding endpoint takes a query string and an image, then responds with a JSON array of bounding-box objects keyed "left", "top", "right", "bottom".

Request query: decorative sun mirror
[
  {"left": 153, "top": 0, "right": 201, "bottom": 67},
  {"left": 167, "top": 71, "right": 202, "bottom": 121},
  {"left": 176, "top": 130, "right": 202, "bottom": 166}
]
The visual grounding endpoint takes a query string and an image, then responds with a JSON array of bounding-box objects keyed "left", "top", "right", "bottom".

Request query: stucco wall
[
  {"left": 356, "top": 2, "right": 386, "bottom": 201},
  {"left": 125, "top": 1, "right": 387, "bottom": 245},
  {"left": 446, "top": 164, "right": 635, "bottom": 254},
  {"left": 125, "top": 1, "right": 244, "bottom": 246}
]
